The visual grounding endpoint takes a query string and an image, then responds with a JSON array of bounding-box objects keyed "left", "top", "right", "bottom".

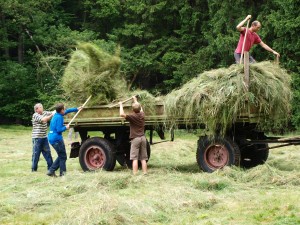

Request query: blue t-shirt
[{"left": 48, "top": 108, "right": 78, "bottom": 144}]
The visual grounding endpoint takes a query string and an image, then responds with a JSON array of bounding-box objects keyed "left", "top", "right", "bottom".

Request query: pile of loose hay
[
  {"left": 62, "top": 43, "right": 127, "bottom": 105},
  {"left": 62, "top": 43, "right": 157, "bottom": 109},
  {"left": 127, "top": 90, "right": 159, "bottom": 114},
  {"left": 164, "top": 61, "right": 292, "bottom": 134},
  {"left": 220, "top": 165, "right": 300, "bottom": 187}
]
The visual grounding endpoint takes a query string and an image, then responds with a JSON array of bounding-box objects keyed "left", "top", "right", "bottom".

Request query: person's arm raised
[
  {"left": 132, "top": 96, "right": 138, "bottom": 103},
  {"left": 41, "top": 113, "right": 53, "bottom": 123},
  {"left": 236, "top": 15, "right": 251, "bottom": 32},
  {"left": 132, "top": 96, "right": 143, "bottom": 112},
  {"left": 119, "top": 102, "right": 126, "bottom": 118}
]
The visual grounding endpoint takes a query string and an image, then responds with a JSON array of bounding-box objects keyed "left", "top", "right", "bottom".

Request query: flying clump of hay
[
  {"left": 62, "top": 43, "right": 158, "bottom": 108},
  {"left": 164, "top": 61, "right": 292, "bottom": 134},
  {"left": 62, "top": 43, "right": 127, "bottom": 105}
]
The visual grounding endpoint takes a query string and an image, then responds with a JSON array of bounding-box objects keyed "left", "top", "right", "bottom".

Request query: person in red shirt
[
  {"left": 234, "top": 15, "right": 280, "bottom": 63},
  {"left": 119, "top": 96, "right": 148, "bottom": 175}
]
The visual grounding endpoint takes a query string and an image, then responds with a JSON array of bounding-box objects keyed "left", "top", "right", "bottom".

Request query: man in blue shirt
[{"left": 47, "top": 103, "right": 82, "bottom": 177}]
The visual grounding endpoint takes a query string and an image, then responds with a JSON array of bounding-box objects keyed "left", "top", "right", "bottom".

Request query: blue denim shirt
[{"left": 48, "top": 108, "right": 78, "bottom": 144}]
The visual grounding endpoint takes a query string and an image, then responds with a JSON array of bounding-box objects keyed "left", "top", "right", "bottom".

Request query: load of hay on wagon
[
  {"left": 164, "top": 61, "right": 292, "bottom": 134},
  {"left": 61, "top": 43, "right": 292, "bottom": 134}
]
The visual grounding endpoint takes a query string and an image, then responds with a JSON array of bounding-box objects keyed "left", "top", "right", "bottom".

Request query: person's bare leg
[
  {"left": 141, "top": 160, "right": 147, "bottom": 175},
  {"left": 132, "top": 160, "right": 138, "bottom": 175}
]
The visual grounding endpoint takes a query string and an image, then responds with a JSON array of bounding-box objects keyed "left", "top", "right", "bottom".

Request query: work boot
[
  {"left": 46, "top": 170, "right": 57, "bottom": 177},
  {"left": 60, "top": 171, "right": 66, "bottom": 177}
]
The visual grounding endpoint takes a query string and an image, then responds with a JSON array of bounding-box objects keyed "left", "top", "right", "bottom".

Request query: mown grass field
[{"left": 0, "top": 125, "right": 299, "bottom": 225}]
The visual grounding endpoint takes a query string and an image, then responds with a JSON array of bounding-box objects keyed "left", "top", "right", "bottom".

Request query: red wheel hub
[
  {"left": 85, "top": 145, "right": 106, "bottom": 169},
  {"left": 204, "top": 144, "right": 229, "bottom": 169}
]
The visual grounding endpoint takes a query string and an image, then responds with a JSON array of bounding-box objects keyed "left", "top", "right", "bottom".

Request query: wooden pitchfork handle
[
  {"left": 240, "top": 18, "right": 251, "bottom": 64},
  {"left": 275, "top": 55, "right": 280, "bottom": 64},
  {"left": 67, "top": 95, "right": 92, "bottom": 126},
  {"left": 108, "top": 96, "right": 137, "bottom": 108}
]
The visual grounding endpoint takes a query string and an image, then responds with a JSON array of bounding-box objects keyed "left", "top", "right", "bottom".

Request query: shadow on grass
[
  {"left": 112, "top": 160, "right": 202, "bottom": 173},
  {"left": 149, "top": 162, "right": 202, "bottom": 173},
  {"left": 113, "top": 165, "right": 130, "bottom": 172}
]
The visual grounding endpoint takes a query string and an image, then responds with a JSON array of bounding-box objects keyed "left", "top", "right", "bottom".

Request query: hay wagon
[
  {"left": 65, "top": 99, "right": 295, "bottom": 173},
  {"left": 66, "top": 53, "right": 299, "bottom": 173}
]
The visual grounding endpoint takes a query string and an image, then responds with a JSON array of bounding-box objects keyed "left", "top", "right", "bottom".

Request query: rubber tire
[
  {"left": 240, "top": 143, "right": 269, "bottom": 168},
  {"left": 125, "top": 140, "right": 151, "bottom": 168},
  {"left": 116, "top": 153, "right": 127, "bottom": 167},
  {"left": 196, "top": 136, "right": 240, "bottom": 173},
  {"left": 79, "top": 137, "right": 116, "bottom": 171},
  {"left": 116, "top": 141, "right": 130, "bottom": 166}
]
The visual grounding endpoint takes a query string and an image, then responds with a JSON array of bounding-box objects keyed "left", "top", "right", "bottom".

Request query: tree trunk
[
  {"left": 18, "top": 33, "right": 24, "bottom": 63},
  {"left": 83, "top": 10, "right": 87, "bottom": 25},
  {"left": 1, "top": 14, "right": 9, "bottom": 59},
  {"left": 25, "top": 28, "right": 56, "bottom": 78},
  {"left": 4, "top": 48, "right": 9, "bottom": 59},
  {"left": 128, "top": 71, "right": 139, "bottom": 91}
]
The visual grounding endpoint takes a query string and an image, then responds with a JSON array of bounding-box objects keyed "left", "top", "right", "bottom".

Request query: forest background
[{"left": 0, "top": 0, "right": 299, "bottom": 128}]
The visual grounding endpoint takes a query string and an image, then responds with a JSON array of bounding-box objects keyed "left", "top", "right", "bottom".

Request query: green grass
[{"left": 0, "top": 125, "right": 300, "bottom": 224}]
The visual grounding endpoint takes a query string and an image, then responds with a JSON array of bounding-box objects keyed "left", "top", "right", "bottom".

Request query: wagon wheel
[
  {"left": 116, "top": 141, "right": 130, "bottom": 166},
  {"left": 196, "top": 136, "right": 240, "bottom": 173},
  {"left": 240, "top": 143, "right": 269, "bottom": 168},
  {"left": 79, "top": 137, "right": 116, "bottom": 171}
]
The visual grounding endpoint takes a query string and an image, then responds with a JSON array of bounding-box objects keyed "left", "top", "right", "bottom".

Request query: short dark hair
[{"left": 55, "top": 103, "right": 65, "bottom": 113}]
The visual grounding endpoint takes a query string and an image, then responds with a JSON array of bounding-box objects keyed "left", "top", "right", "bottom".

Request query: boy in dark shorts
[{"left": 119, "top": 96, "right": 148, "bottom": 175}]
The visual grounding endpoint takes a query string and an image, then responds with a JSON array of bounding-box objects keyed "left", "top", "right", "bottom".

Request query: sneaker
[{"left": 46, "top": 171, "right": 57, "bottom": 177}]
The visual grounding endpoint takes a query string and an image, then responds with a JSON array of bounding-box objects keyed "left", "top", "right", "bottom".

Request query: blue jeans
[
  {"left": 32, "top": 138, "right": 53, "bottom": 171},
  {"left": 49, "top": 140, "right": 67, "bottom": 175}
]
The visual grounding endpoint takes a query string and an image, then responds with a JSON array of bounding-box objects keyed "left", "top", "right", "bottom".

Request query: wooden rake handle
[
  {"left": 275, "top": 55, "right": 280, "bottom": 64},
  {"left": 67, "top": 95, "right": 92, "bottom": 126},
  {"left": 240, "top": 18, "right": 251, "bottom": 64}
]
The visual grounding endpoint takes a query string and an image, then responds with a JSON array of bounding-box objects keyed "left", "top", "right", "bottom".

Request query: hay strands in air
[{"left": 61, "top": 42, "right": 127, "bottom": 106}]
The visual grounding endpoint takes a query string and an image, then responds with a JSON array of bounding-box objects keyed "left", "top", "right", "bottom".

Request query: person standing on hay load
[
  {"left": 119, "top": 96, "right": 148, "bottom": 175},
  {"left": 47, "top": 103, "right": 82, "bottom": 177},
  {"left": 31, "top": 103, "right": 55, "bottom": 172},
  {"left": 234, "top": 15, "right": 280, "bottom": 63}
]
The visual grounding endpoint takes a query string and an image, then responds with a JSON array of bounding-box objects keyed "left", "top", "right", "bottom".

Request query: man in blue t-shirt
[{"left": 47, "top": 103, "right": 82, "bottom": 177}]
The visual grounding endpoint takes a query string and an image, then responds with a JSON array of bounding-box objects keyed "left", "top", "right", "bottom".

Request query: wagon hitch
[{"left": 248, "top": 137, "right": 300, "bottom": 151}]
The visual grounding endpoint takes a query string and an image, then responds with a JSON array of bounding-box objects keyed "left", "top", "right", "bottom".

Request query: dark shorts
[
  {"left": 234, "top": 52, "right": 256, "bottom": 64},
  {"left": 130, "top": 136, "right": 148, "bottom": 160}
]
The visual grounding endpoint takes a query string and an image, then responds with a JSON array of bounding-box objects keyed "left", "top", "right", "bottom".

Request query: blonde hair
[{"left": 132, "top": 102, "right": 141, "bottom": 113}]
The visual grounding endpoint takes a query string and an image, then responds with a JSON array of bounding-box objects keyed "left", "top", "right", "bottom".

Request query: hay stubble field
[{"left": 0, "top": 125, "right": 299, "bottom": 225}]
